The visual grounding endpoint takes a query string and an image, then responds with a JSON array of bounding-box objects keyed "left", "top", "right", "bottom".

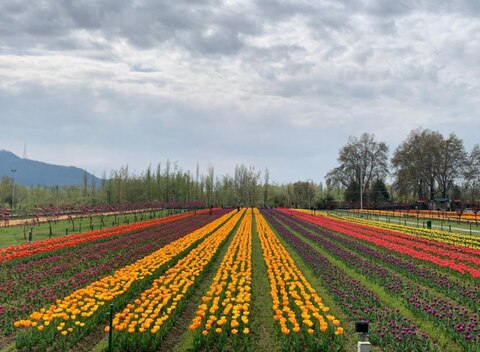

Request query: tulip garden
[{"left": 1, "top": 207, "right": 478, "bottom": 351}]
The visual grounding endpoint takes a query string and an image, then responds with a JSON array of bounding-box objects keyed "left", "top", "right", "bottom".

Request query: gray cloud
[
  {"left": 1, "top": 0, "right": 479, "bottom": 183},
  {"left": 0, "top": 0, "right": 261, "bottom": 56}
]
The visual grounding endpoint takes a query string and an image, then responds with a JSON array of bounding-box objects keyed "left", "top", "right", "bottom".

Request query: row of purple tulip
[
  {"left": 269, "top": 210, "right": 479, "bottom": 351},
  {"left": 284, "top": 212, "right": 478, "bottom": 310},
  {"left": 261, "top": 210, "right": 438, "bottom": 352}
]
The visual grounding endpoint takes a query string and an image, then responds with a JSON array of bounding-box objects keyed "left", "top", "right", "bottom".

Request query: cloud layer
[{"left": 1, "top": 0, "right": 479, "bottom": 182}]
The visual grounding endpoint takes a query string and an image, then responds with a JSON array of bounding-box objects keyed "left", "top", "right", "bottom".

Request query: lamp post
[{"left": 11, "top": 169, "right": 17, "bottom": 211}]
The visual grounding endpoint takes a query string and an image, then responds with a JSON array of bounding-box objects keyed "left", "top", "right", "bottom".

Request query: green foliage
[
  {"left": 370, "top": 179, "right": 390, "bottom": 203},
  {"left": 392, "top": 129, "right": 467, "bottom": 201},
  {"left": 344, "top": 180, "right": 360, "bottom": 202}
]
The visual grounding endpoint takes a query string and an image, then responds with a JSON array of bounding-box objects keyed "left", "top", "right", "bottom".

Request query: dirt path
[{"left": 1, "top": 209, "right": 159, "bottom": 227}]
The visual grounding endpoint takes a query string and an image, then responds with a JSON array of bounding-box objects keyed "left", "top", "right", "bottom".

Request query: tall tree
[
  {"left": 155, "top": 163, "right": 162, "bottom": 201},
  {"left": 370, "top": 179, "right": 390, "bottom": 203},
  {"left": 234, "top": 164, "right": 260, "bottom": 206},
  {"left": 392, "top": 129, "right": 466, "bottom": 201},
  {"left": 263, "top": 167, "right": 269, "bottom": 207},
  {"left": 292, "top": 181, "right": 316, "bottom": 208},
  {"left": 145, "top": 165, "right": 152, "bottom": 201},
  {"left": 195, "top": 162, "right": 200, "bottom": 201},
  {"left": 464, "top": 144, "right": 480, "bottom": 201},
  {"left": 326, "top": 133, "right": 389, "bottom": 201},
  {"left": 164, "top": 159, "right": 171, "bottom": 202},
  {"left": 344, "top": 180, "right": 360, "bottom": 202},
  {"left": 205, "top": 165, "right": 214, "bottom": 205},
  {"left": 392, "top": 129, "right": 441, "bottom": 200},
  {"left": 436, "top": 133, "right": 466, "bottom": 198},
  {"left": 83, "top": 171, "right": 88, "bottom": 198}
]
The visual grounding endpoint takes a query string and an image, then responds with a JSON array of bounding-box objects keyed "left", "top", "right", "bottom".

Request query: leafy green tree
[
  {"left": 370, "top": 179, "right": 390, "bottom": 203},
  {"left": 291, "top": 181, "right": 315, "bottom": 208},
  {"left": 392, "top": 129, "right": 466, "bottom": 200},
  {"left": 0, "top": 176, "right": 13, "bottom": 208},
  {"left": 344, "top": 180, "right": 360, "bottom": 202}
]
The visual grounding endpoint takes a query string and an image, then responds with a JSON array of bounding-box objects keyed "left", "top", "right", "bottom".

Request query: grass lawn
[{"left": 0, "top": 209, "right": 182, "bottom": 248}]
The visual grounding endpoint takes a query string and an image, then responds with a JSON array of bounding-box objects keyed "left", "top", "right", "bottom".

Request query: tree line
[
  {"left": 326, "top": 128, "right": 480, "bottom": 208},
  {"left": 1, "top": 161, "right": 329, "bottom": 213},
  {"left": 1, "top": 128, "right": 477, "bottom": 213}
]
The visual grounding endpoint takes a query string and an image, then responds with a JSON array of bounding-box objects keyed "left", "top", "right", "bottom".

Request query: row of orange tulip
[
  {"left": 14, "top": 210, "right": 237, "bottom": 350},
  {"left": 189, "top": 208, "right": 252, "bottom": 350},
  {"left": 108, "top": 209, "right": 245, "bottom": 351},
  {"left": 254, "top": 209, "right": 343, "bottom": 351}
]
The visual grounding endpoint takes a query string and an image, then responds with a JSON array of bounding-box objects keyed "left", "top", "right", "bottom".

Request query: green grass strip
[{"left": 249, "top": 214, "right": 281, "bottom": 352}]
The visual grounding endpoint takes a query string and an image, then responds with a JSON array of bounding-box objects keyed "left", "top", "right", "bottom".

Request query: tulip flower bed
[
  {"left": 189, "top": 209, "right": 252, "bottom": 351},
  {"left": 107, "top": 209, "right": 245, "bottom": 351},
  {"left": 284, "top": 210, "right": 480, "bottom": 278},
  {"left": 0, "top": 211, "right": 227, "bottom": 336},
  {"left": 13, "top": 210, "right": 237, "bottom": 351},
  {"left": 0, "top": 210, "right": 209, "bottom": 262},
  {"left": 6, "top": 206, "right": 478, "bottom": 352},
  {"left": 272, "top": 210, "right": 479, "bottom": 351},
  {"left": 325, "top": 212, "right": 480, "bottom": 250},
  {"left": 255, "top": 209, "right": 344, "bottom": 352},
  {"left": 287, "top": 213, "right": 479, "bottom": 311},
  {"left": 261, "top": 210, "right": 438, "bottom": 352},
  {"left": 356, "top": 208, "right": 480, "bottom": 223}
]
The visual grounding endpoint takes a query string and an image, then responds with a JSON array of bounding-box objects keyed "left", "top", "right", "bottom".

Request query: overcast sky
[{"left": 1, "top": 0, "right": 479, "bottom": 184}]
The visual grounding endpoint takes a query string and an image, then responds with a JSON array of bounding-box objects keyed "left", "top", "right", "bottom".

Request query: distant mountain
[{"left": 0, "top": 150, "right": 101, "bottom": 187}]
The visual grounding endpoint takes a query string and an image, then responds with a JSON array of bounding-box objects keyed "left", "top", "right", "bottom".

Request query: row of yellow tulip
[
  {"left": 254, "top": 209, "right": 343, "bottom": 351},
  {"left": 327, "top": 212, "right": 480, "bottom": 250},
  {"left": 189, "top": 208, "right": 252, "bottom": 350},
  {"left": 109, "top": 209, "right": 246, "bottom": 351},
  {"left": 14, "top": 210, "right": 237, "bottom": 349},
  {"left": 358, "top": 208, "right": 479, "bottom": 222}
]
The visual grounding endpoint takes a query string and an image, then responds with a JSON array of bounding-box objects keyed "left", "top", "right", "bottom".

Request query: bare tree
[
  {"left": 436, "top": 133, "right": 466, "bottom": 198},
  {"left": 326, "top": 133, "right": 389, "bottom": 201},
  {"left": 195, "top": 162, "right": 200, "bottom": 201},
  {"left": 464, "top": 144, "right": 480, "bottom": 201},
  {"left": 205, "top": 165, "right": 214, "bottom": 205},
  {"left": 234, "top": 164, "right": 260, "bottom": 206},
  {"left": 263, "top": 167, "right": 270, "bottom": 208}
]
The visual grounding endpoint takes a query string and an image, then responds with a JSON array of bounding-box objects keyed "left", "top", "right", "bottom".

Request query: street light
[{"left": 11, "top": 169, "right": 17, "bottom": 211}]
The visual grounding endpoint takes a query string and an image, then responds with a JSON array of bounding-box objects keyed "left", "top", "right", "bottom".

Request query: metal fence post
[{"left": 108, "top": 303, "right": 113, "bottom": 352}]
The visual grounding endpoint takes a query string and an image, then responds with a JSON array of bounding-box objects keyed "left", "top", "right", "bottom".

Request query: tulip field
[{"left": 1, "top": 207, "right": 478, "bottom": 351}]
